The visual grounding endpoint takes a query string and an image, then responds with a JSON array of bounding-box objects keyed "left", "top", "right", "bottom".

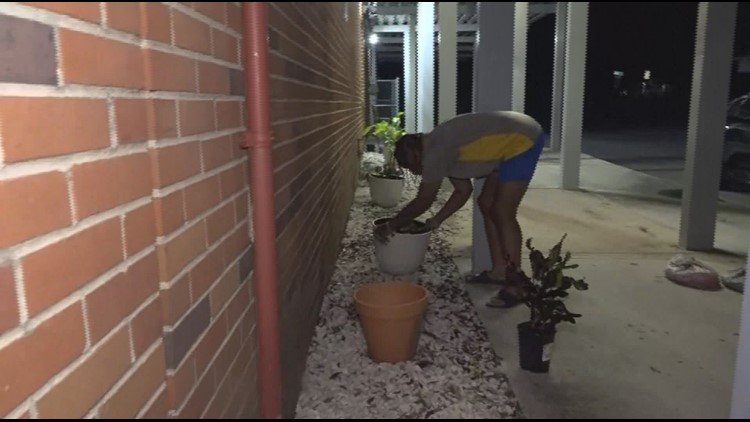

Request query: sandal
[
  {"left": 486, "top": 288, "right": 523, "bottom": 308},
  {"left": 466, "top": 271, "right": 506, "bottom": 286}
]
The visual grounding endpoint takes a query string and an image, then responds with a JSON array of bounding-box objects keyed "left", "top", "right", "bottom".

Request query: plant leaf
[{"left": 573, "top": 278, "right": 589, "bottom": 291}]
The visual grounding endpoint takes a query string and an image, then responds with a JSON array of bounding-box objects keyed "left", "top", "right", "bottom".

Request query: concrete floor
[{"left": 445, "top": 155, "right": 748, "bottom": 419}]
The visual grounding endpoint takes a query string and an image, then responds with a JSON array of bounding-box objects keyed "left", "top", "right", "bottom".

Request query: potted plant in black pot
[
  {"left": 363, "top": 112, "right": 406, "bottom": 208},
  {"left": 509, "top": 234, "right": 589, "bottom": 373}
]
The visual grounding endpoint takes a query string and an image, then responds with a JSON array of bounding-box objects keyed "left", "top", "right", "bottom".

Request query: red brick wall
[
  {"left": 0, "top": 2, "right": 256, "bottom": 418},
  {"left": 266, "top": 3, "right": 364, "bottom": 417}
]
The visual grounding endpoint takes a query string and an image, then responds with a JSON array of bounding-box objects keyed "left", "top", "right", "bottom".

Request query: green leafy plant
[
  {"left": 363, "top": 112, "right": 406, "bottom": 178},
  {"left": 509, "top": 234, "right": 589, "bottom": 332}
]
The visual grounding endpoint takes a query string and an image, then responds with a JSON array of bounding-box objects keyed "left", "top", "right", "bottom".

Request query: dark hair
[{"left": 394, "top": 133, "right": 422, "bottom": 169}]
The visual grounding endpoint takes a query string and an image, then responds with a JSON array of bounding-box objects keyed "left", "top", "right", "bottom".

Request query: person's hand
[
  {"left": 425, "top": 218, "right": 440, "bottom": 231},
  {"left": 374, "top": 220, "right": 395, "bottom": 243}
]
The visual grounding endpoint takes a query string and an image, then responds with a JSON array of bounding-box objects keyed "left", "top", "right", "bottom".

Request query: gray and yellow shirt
[{"left": 420, "top": 111, "right": 544, "bottom": 183}]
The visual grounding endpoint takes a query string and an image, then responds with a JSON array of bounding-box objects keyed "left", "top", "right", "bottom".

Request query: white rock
[{"left": 295, "top": 185, "right": 522, "bottom": 419}]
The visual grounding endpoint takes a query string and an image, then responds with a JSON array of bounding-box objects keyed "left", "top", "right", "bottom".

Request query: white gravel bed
[{"left": 295, "top": 182, "right": 523, "bottom": 419}]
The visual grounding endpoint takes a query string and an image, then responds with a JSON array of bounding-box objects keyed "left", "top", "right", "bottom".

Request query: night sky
[{"left": 377, "top": 2, "right": 750, "bottom": 132}]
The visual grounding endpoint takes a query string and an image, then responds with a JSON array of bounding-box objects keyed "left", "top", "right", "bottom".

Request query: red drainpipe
[{"left": 241, "top": 2, "right": 282, "bottom": 419}]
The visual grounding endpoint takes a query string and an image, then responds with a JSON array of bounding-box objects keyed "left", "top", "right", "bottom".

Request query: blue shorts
[{"left": 496, "top": 132, "right": 545, "bottom": 182}]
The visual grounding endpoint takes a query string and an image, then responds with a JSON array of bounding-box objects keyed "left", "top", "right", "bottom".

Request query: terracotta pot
[
  {"left": 372, "top": 218, "right": 432, "bottom": 276},
  {"left": 368, "top": 174, "right": 404, "bottom": 208},
  {"left": 354, "top": 281, "right": 428, "bottom": 363}
]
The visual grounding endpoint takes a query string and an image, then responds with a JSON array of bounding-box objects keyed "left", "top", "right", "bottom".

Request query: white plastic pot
[
  {"left": 368, "top": 174, "right": 404, "bottom": 208},
  {"left": 373, "top": 218, "right": 432, "bottom": 275}
]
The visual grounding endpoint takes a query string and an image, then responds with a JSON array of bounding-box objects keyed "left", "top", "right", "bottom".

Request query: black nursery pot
[{"left": 518, "top": 322, "right": 556, "bottom": 373}]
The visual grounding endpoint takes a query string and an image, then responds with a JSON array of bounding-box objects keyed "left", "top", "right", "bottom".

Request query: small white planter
[
  {"left": 373, "top": 218, "right": 432, "bottom": 275},
  {"left": 368, "top": 174, "right": 404, "bottom": 208}
]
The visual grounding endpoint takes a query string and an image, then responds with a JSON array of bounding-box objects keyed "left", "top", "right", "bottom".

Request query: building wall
[
  {"left": 0, "top": 2, "right": 255, "bottom": 418},
  {"left": 0, "top": 1, "right": 363, "bottom": 419},
  {"left": 266, "top": 2, "right": 364, "bottom": 417}
]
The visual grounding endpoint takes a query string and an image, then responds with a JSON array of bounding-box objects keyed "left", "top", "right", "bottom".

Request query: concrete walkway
[{"left": 447, "top": 155, "right": 748, "bottom": 418}]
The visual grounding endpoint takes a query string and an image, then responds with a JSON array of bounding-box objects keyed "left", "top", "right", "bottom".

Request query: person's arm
[
  {"left": 388, "top": 179, "right": 441, "bottom": 230},
  {"left": 428, "top": 178, "right": 473, "bottom": 227}
]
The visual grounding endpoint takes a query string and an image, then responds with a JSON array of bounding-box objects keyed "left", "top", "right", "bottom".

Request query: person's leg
[
  {"left": 468, "top": 172, "right": 507, "bottom": 284},
  {"left": 493, "top": 181, "right": 531, "bottom": 272},
  {"left": 486, "top": 132, "right": 545, "bottom": 308}
]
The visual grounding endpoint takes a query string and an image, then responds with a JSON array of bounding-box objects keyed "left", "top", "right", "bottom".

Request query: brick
[
  {"left": 147, "top": 50, "right": 196, "bottom": 92},
  {"left": 223, "top": 224, "right": 250, "bottom": 266},
  {"left": 115, "top": 99, "right": 177, "bottom": 144},
  {"left": 193, "top": 315, "right": 226, "bottom": 377},
  {"left": 201, "top": 135, "right": 235, "bottom": 172},
  {"left": 23, "top": 218, "right": 122, "bottom": 317},
  {"left": 179, "top": 100, "right": 215, "bottom": 136},
  {"left": 184, "top": 176, "right": 221, "bottom": 220},
  {"left": 143, "top": 2, "right": 171, "bottom": 44},
  {"left": 241, "top": 299, "right": 257, "bottom": 346},
  {"left": 124, "top": 202, "right": 156, "bottom": 256},
  {"left": 0, "top": 304, "right": 85, "bottom": 416},
  {"left": 164, "top": 297, "right": 210, "bottom": 369},
  {"left": 156, "top": 221, "right": 205, "bottom": 282},
  {"left": 37, "top": 328, "right": 131, "bottom": 419},
  {"left": 226, "top": 286, "right": 250, "bottom": 332},
  {"left": 212, "top": 29, "right": 238, "bottom": 64},
  {"left": 0, "top": 15, "right": 56, "bottom": 85},
  {"left": 178, "top": 367, "right": 214, "bottom": 419},
  {"left": 238, "top": 245, "right": 253, "bottom": 284},
  {"left": 0, "top": 264, "right": 18, "bottom": 334},
  {"left": 219, "top": 163, "right": 246, "bottom": 199},
  {"left": 24, "top": 2, "right": 101, "bottom": 23},
  {"left": 210, "top": 327, "right": 240, "bottom": 395},
  {"left": 59, "top": 29, "right": 144, "bottom": 89},
  {"left": 229, "top": 69, "right": 245, "bottom": 96},
  {"left": 0, "top": 172, "right": 71, "bottom": 249},
  {"left": 216, "top": 101, "right": 242, "bottom": 131},
  {"left": 155, "top": 141, "right": 202, "bottom": 188},
  {"left": 194, "top": 2, "right": 226, "bottom": 24},
  {"left": 223, "top": 338, "right": 252, "bottom": 414},
  {"left": 173, "top": 10, "right": 211, "bottom": 55},
  {"left": 190, "top": 246, "right": 224, "bottom": 302},
  {"left": 234, "top": 192, "right": 250, "bottom": 225},
  {"left": 99, "top": 344, "right": 166, "bottom": 419},
  {"left": 166, "top": 354, "right": 195, "bottom": 409},
  {"left": 206, "top": 201, "right": 235, "bottom": 246},
  {"left": 154, "top": 190, "right": 185, "bottom": 237},
  {"left": 131, "top": 297, "right": 163, "bottom": 358},
  {"left": 107, "top": 2, "right": 140, "bottom": 35},
  {"left": 85, "top": 252, "right": 157, "bottom": 344},
  {"left": 231, "top": 132, "right": 245, "bottom": 159},
  {"left": 210, "top": 265, "right": 240, "bottom": 318},
  {"left": 198, "top": 61, "right": 230, "bottom": 95},
  {"left": 73, "top": 153, "right": 152, "bottom": 219},
  {"left": 161, "top": 273, "right": 191, "bottom": 327},
  {"left": 227, "top": 3, "right": 242, "bottom": 33},
  {"left": 204, "top": 367, "right": 232, "bottom": 419},
  {"left": 0, "top": 97, "right": 109, "bottom": 162},
  {"left": 142, "top": 386, "right": 169, "bottom": 419}
]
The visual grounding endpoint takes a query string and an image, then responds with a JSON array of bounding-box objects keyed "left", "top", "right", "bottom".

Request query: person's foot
[
  {"left": 486, "top": 287, "right": 523, "bottom": 308},
  {"left": 466, "top": 271, "right": 506, "bottom": 285}
]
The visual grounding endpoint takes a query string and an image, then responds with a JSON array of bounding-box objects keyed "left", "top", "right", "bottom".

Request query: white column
[
  {"left": 438, "top": 2, "right": 458, "bottom": 124},
  {"left": 549, "top": 2, "right": 568, "bottom": 152},
  {"left": 471, "top": 2, "right": 527, "bottom": 273},
  {"left": 404, "top": 17, "right": 418, "bottom": 133},
  {"left": 417, "top": 2, "right": 435, "bottom": 133},
  {"left": 512, "top": 2, "right": 528, "bottom": 113},
  {"left": 680, "top": 2, "right": 737, "bottom": 250},
  {"left": 560, "top": 2, "right": 589, "bottom": 190},
  {"left": 732, "top": 237, "right": 750, "bottom": 418}
]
